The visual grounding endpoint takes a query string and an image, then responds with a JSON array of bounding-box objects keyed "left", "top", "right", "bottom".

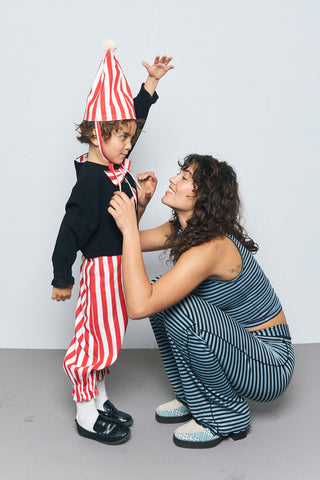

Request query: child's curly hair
[
  {"left": 165, "top": 154, "right": 258, "bottom": 263},
  {"left": 76, "top": 119, "right": 143, "bottom": 145}
]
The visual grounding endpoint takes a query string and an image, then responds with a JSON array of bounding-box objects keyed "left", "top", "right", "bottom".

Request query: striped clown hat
[{"left": 83, "top": 40, "right": 136, "bottom": 162}]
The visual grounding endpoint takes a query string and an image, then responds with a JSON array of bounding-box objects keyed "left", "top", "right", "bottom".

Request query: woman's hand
[
  {"left": 108, "top": 191, "right": 137, "bottom": 234},
  {"left": 137, "top": 171, "right": 158, "bottom": 210}
]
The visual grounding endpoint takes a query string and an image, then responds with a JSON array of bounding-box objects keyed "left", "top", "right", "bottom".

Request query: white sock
[
  {"left": 94, "top": 379, "right": 108, "bottom": 410},
  {"left": 76, "top": 399, "right": 98, "bottom": 432}
]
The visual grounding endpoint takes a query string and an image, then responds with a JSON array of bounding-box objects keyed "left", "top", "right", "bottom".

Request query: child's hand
[
  {"left": 142, "top": 55, "right": 174, "bottom": 80},
  {"left": 52, "top": 286, "right": 73, "bottom": 302},
  {"left": 137, "top": 171, "right": 158, "bottom": 209}
]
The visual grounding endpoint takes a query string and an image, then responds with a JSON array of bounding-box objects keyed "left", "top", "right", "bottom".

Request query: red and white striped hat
[{"left": 83, "top": 40, "right": 136, "bottom": 122}]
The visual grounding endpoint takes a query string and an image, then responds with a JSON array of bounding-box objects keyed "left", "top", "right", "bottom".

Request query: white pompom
[{"left": 102, "top": 39, "right": 118, "bottom": 53}]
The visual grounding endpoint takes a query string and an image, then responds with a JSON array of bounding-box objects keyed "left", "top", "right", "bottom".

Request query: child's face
[{"left": 101, "top": 122, "right": 137, "bottom": 165}]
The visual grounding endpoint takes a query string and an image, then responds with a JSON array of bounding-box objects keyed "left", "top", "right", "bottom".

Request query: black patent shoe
[
  {"left": 98, "top": 399, "right": 133, "bottom": 427},
  {"left": 76, "top": 414, "right": 130, "bottom": 445}
]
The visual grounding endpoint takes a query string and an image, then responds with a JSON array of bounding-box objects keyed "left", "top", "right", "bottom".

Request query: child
[{"left": 51, "top": 40, "right": 173, "bottom": 445}]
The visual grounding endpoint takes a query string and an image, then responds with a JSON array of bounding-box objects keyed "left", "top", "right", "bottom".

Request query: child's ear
[{"left": 90, "top": 129, "right": 99, "bottom": 146}]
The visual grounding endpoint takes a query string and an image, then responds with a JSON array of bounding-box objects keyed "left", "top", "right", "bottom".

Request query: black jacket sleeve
[
  {"left": 51, "top": 174, "right": 100, "bottom": 288},
  {"left": 134, "top": 83, "right": 159, "bottom": 120}
]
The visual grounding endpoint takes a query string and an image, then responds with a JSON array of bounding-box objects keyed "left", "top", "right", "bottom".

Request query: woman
[{"left": 108, "top": 154, "right": 295, "bottom": 449}]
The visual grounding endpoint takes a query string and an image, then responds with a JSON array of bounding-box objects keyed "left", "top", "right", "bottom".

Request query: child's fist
[
  {"left": 52, "top": 286, "right": 73, "bottom": 302},
  {"left": 137, "top": 172, "right": 158, "bottom": 209}
]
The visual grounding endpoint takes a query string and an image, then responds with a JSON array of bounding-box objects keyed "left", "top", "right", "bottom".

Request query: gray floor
[{"left": 0, "top": 344, "right": 319, "bottom": 480}]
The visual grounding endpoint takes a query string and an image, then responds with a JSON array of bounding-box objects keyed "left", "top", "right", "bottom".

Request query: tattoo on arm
[{"left": 228, "top": 264, "right": 242, "bottom": 275}]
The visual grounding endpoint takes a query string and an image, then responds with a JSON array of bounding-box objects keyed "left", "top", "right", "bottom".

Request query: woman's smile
[{"left": 165, "top": 185, "right": 175, "bottom": 195}]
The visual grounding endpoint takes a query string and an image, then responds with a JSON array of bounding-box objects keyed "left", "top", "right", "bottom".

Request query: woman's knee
[
  {"left": 167, "top": 295, "right": 225, "bottom": 333},
  {"left": 151, "top": 295, "right": 229, "bottom": 347},
  {"left": 165, "top": 297, "right": 198, "bottom": 333}
]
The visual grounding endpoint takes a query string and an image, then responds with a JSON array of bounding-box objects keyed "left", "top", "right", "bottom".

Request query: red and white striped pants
[{"left": 64, "top": 255, "right": 128, "bottom": 402}]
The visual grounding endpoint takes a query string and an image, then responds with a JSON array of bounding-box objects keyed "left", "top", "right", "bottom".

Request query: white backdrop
[{"left": 0, "top": 0, "right": 319, "bottom": 348}]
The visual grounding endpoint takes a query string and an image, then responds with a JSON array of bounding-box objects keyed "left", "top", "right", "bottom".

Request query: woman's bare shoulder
[{"left": 202, "top": 235, "right": 243, "bottom": 281}]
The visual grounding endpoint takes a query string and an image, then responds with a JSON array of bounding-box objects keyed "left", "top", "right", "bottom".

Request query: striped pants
[
  {"left": 64, "top": 256, "right": 128, "bottom": 402},
  {"left": 150, "top": 294, "right": 295, "bottom": 436}
]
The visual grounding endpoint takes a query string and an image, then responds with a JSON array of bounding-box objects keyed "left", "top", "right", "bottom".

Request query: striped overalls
[
  {"left": 150, "top": 236, "right": 295, "bottom": 436},
  {"left": 64, "top": 255, "right": 128, "bottom": 402}
]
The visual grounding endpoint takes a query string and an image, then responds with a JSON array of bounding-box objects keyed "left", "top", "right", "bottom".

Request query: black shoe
[
  {"left": 76, "top": 414, "right": 130, "bottom": 445},
  {"left": 98, "top": 400, "right": 133, "bottom": 427}
]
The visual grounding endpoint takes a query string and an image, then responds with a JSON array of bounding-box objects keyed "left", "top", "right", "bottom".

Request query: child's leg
[
  {"left": 64, "top": 256, "right": 128, "bottom": 403},
  {"left": 95, "top": 369, "right": 133, "bottom": 426},
  {"left": 95, "top": 370, "right": 108, "bottom": 410},
  {"left": 64, "top": 256, "right": 132, "bottom": 436},
  {"left": 72, "top": 370, "right": 107, "bottom": 432},
  {"left": 76, "top": 398, "right": 98, "bottom": 431}
]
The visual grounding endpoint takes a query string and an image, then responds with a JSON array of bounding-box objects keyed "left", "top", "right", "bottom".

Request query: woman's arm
[
  {"left": 139, "top": 222, "right": 172, "bottom": 252},
  {"left": 108, "top": 192, "right": 218, "bottom": 319}
]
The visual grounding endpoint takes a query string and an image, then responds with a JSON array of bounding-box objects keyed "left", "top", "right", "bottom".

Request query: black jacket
[{"left": 52, "top": 85, "right": 158, "bottom": 288}]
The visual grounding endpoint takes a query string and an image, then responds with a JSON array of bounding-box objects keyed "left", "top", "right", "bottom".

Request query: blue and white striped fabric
[
  {"left": 193, "top": 234, "right": 282, "bottom": 329},
  {"left": 150, "top": 237, "right": 295, "bottom": 436}
]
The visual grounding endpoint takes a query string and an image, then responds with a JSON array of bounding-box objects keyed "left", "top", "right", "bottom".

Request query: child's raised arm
[{"left": 142, "top": 55, "right": 174, "bottom": 96}]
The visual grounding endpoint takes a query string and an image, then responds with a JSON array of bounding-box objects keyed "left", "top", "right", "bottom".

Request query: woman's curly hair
[{"left": 165, "top": 154, "right": 258, "bottom": 263}]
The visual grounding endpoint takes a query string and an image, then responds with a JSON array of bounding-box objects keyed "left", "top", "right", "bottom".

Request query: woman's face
[{"left": 162, "top": 163, "right": 198, "bottom": 215}]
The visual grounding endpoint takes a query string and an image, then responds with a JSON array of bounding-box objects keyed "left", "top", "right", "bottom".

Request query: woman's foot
[
  {"left": 98, "top": 399, "right": 133, "bottom": 427},
  {"left": 155, "top": 399, "right": 192, "bottom": 423},
  {"left": 173, "top": 419, "right": 248, "bottom": 449}
]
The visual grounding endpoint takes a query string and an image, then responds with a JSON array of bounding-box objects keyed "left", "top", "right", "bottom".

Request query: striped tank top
[{"left": 192, "top": 234, "right": 282, "bottom": 329}]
